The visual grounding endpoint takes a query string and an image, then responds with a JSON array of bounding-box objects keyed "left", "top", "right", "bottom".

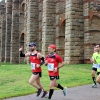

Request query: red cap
[{"left": 48, "top": 44, "right": 56, "bottom": 51}]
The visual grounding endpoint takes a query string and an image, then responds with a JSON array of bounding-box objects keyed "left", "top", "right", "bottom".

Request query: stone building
[{"left": 0, "top": 0, "right": 100, "bottom": 64}]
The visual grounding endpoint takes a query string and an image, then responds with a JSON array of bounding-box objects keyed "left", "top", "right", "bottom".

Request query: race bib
[
  {"left": 48, "top": 63, "right": 54, "bottom": 71},
  {"left": 31, "top": 63, "right": 35, "bottom": 70}
]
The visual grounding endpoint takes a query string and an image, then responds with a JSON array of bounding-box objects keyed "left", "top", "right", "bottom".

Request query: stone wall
[{"left": 0, "top": 0, "right": 100, "bottom": 64}]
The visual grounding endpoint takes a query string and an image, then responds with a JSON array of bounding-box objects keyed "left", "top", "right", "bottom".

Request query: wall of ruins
[
  {"left": 0, "top": 0, "right": 100, "bottom": 64},
  {"left": 84, "top": 0, "right": 100, "bottom": 63}
]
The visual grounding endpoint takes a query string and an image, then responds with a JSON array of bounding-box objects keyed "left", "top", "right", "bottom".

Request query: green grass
[{"left": 0, "top": 64, "right": 94, "bottom": 99}]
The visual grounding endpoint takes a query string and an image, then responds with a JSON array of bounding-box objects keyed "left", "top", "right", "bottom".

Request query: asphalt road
[{"left": 4, "top": 84, "right": 100, "bottom": 100}]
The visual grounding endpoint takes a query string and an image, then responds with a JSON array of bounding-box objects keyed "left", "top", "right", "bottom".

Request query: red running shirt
[
  {"left": 45, "top": 53, "right": 63, "bottom": 76},
  {"left": 29, "top": 52, "right": 41, "bottom": 72}
]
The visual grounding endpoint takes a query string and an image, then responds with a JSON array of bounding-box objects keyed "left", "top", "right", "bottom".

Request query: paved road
[{"left": 4, "top": 84, "right": 100, "bottom": 100}]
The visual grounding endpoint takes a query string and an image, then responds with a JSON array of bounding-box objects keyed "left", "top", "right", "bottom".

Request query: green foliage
[{"left": 0, "top": 64, "right": 93, "bottom": 99}]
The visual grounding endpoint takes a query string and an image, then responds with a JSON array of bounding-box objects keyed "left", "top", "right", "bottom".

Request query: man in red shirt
[
  {"left": 19, "top": 42, "right": 47, "bottom": 98},
  {"left": 45, "top": 44, "right": 67, "bottom": 100}
]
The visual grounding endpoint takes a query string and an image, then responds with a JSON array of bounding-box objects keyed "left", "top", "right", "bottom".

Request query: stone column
[
  {"left": 42, "top": 0, "right": 56, "bottom": 56},
  {"left": 24, "top": 3, "right": 27, "bottom": 54},
  {"left": 5, "top": 0, "right": 12, "bottom": 62},
  {"left": 0, "top": 13, "right": 2, "bottom": 61},
  {"left": 38, "top": 0, "right": 43, "bottom": 52},
  {"left": 21, "top": 1, "right": 27, "bottom": 58},
  {"left": 65, "top": 0, "right": 84, "bottom": 64},
  {"left": 83, "top": 0, "right": 90, "bottom": 63},
  {"left": 1, "top": 9, "right": 6, "bottom": 62},
  {"left": 19, "top": 2, "right": 23, "bottom": 63},
  {"left": 10, "top": 0, "right": 19, "bottom": 63},
  {"left": 26, "top": 0, "right": 39, "bottom": 63},
  {"left": 27, "top": 0, "right": 39, "bottom": 48}
]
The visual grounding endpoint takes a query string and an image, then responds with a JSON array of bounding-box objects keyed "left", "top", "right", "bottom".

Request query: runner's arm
[
  {"left": 37, "top": 53, "right": 44, "bottom": 66},
  {"left": 20, "top": 51, "right": 25, "bottom": 57},
  {"left": 19, "top": 47, "right": 30, "bottom": 57},
  {"left": 20, "top": 51, "right": 30, "bottom": 57},
  {"left": 57, "top": 61, "right": 65, "bottom": 70},
  {"left": 56, "top": 55, "right": 65, "bottom": 70}
]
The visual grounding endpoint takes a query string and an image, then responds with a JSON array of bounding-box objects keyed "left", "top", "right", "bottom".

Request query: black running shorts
[
  {"left": 49, "top": 76, "right": 59, "bottom": 80},
  {"left": 92, "top": 67, "right": 97, "bottom": 71},
  {"left": 32, "top": 72, "right": 42, "bottom": 77}
]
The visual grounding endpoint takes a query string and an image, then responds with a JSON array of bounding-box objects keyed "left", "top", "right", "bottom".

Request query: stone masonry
[
  {"left": 0, "top": 0, "right": 100, "bottom": 64},
  {"left": 5, "top": 0, "right": 12, "bottom": 62}
]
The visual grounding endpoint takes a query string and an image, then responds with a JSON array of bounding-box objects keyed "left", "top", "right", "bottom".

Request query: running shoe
[
  {"left": 36, "top": 88, "right": 42, "bottom": 96},
  {"left": 41, "top": 91, "right": 48, "bottom": 98},
  {"left": 63, "top": 87, "right": 67, "bottom": 96},
  {"left": 92, "top": 84, "right": 97, "bottom": 88}
]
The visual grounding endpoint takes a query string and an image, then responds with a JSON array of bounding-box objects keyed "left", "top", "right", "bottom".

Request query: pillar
[
  {"left": 42, "top": 0, "right": 56, "bottom": 56},
  {"left": 10, "top": 0, "right": 19, "bottom": 63},
  {"left": 65, "top": 0, "right": 84, "bottom": 64},
  {"left": 5, "top": 0, "right": 12, "bottom": 62}
]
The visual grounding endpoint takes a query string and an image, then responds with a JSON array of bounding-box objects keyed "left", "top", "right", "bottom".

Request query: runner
[
  {"left": 91, "top": 44, "right": 100, "bottom": 84},
  {"left": 45, "top": 44, "right": 67, "bottom": 100},
  {"left": 90, "top": 45, "right": 97, "bottom": 88},
  {"left": 19, "top": 42, "right": 47, "bottom": 98}
]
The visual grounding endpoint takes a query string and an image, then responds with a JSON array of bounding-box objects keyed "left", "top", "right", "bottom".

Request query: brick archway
[
  {"left": 59, "top": 14, "right": 65, "bottom": 27},
  {"left": 21, "top": 3, "right": 25, "bottom": 12},
  {"left": 20, "top": 30, "right": 26, "bottom": 48},
  {"left": 20, "top": 33, "right": 24, "bottom": 48},
  {"left": 19, "top": 32, "right": 25, "bottom": 63},
  {"left": 58, "top": 14, "right": 65, "bottom": 59}
]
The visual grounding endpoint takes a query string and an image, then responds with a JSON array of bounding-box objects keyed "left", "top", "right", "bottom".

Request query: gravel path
[{"left": 4, "top": 84, "right": 100, "bottom": 100}]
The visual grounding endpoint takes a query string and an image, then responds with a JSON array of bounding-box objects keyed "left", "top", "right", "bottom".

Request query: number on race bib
[
  {"left": 48, "top": 63, "right": 54, "bottom": 71},
  {"left": 31, "top": 63, "right": 35, "bottom": 70}
]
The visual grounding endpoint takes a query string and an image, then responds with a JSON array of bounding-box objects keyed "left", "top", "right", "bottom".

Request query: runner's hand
[
  {"left": 36, "top": 64, "right": 40, "bottom": 68},
  {"left": 19, "top": 48, "right": 23, "bottom": 52},
  {"left": 45, "top": 60, "right": 48, "bottom": 66},
  {"left": 53, "top": 67, "right": 57, "bottom": 72}
]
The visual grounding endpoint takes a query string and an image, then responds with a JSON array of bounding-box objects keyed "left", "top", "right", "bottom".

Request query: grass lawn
[{"left": 0, "top": 63, "right": 94, "bottom": 99}]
